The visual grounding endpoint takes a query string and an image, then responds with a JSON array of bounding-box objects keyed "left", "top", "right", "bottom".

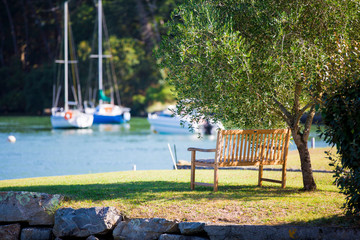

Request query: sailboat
[
  {"left": 51, "top": 1, "right": 93, "bottom": 129},
  {"left": 86, "top": 0, "right": 131, "bottom": 124}
]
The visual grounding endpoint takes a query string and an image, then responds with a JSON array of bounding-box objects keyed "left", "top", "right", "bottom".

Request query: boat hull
[
  {"left": 51, "top": 110, "right": 93, "bottom": 129},
  {"left": 93, "top": 114, "right": 125, "bottom": 124},
  {"left": 147, "top": 105, "right": 223, "bottom": 135},
  {"left": 147, "top": 115, "right": 196, "bottom": 134},
  {"left": 92, "top": 104, "right": 131, "bottom": 124}
]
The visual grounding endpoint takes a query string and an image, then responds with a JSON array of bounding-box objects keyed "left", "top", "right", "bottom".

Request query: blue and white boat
[
  {"left": 86, "top": 0, "right": 131, "bottom": 124},
  {"left": 93, "top": 103, "right": 131, "bottom": 124}
]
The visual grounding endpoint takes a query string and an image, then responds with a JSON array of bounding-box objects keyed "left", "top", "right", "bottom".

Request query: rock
[
  {"left": 53, "top": 207, "right": 121, "bottom": 238},
  {"left": 20, "top": 227, "right": 52, "bottom": 240},
  {"left": 113, "top": 218, "right": 179, "bottom": 240},
  {"left": 0, "top": 191, "right": 64, "bottom": 226},
  {"left": 203, "top": 225, "right": 231, "bottom": 240},
  {"left": 159, "top": 234, "right": 209, "bottom": 240},
  {"left": 179, "top": 222, "right": 205, "bottom": 235},
  {"left": 204, "top": 225, "right": 360, "bottom": 240},
  {"left": 0, "top": 223, "right": 21, "bottom": 240}
]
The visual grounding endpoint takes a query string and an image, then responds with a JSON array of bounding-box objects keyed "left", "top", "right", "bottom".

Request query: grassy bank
[{"left": 0, "top": 148, "right": 355, "bottom": 227}]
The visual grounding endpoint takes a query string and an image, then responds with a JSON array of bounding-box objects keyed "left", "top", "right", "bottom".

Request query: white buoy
[{"left": 7, "top": 135, "right": 16, "bottom": 143}]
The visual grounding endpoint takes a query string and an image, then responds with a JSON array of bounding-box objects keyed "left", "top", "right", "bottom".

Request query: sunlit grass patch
[{"left": 0, "top": 166, "right": 354, "bottom": 227}]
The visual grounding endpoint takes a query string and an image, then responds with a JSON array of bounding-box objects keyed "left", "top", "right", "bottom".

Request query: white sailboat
[
  {"left": 51, "top": 1, "right": 93, "bottom": 129},
  {"left": 86, "top": 0, "right": 131, "bottom": 124}
]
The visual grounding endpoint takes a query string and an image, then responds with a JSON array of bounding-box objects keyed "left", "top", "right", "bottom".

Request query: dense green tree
[
  {"left": 320, "top": 40, "right": 360, "bottom": 215},
  {"left": 157, "top": 0, "right": 360, "bottom": 190}
]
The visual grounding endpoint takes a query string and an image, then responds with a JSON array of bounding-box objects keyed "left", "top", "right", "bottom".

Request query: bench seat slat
[
  {"left": 260, "top": 178, "right": 283, "bottom": 184},
  {"left": 218, "top": 160, "right": 284, "bottom": 167}
]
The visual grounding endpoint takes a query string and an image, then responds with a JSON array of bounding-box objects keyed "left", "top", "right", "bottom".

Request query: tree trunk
[
  {"left": 0, "top": 16, "right": 5, "bottom": 66},
  {"left": 290, "top": 106, "right": 317, "bottom": 191},
  {"left": 47, "top": 0, "right": 61, "bottom": 61},
  {"left": 20, "top": 0, "right": 30, "bottom": 70},
  {"left": 293, "top": 135, "right": 317, "bottom": 190},
  {"left": 145, "top": 0, "right": 161, "bottom": 44},
  {"left": 26, "top": 0, "right": 52, "bottom": 60},
  {"left": 2, "top": 0, "right": 18, "bottom": 55},
  {"left": 136, "top": 0, "right": 155, "bottom": 53},
  {"left": 275, "top": 82, "right": 317, "bottom": 191}
]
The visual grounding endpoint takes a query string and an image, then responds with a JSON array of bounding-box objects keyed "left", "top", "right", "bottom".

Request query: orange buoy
[{"left": 64, "top": 111, "right": 72, "bottom": 120}]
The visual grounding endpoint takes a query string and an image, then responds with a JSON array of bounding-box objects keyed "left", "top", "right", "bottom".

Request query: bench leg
[
  {"left": 191, "top": 151, "right": 196, "bottom": 190},
  {"left": 281, "top": 162, "right": 286, "bottom": 188},
  {"left": 258, "top": 164, "right": 263, "bottom": 187},
  {"left": 214, "top": 164, "right": 218, "bottom": 192}
]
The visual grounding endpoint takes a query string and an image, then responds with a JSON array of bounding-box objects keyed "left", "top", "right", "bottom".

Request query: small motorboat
[{"left": 147, "top": 106, "right": 222, "bottom": 135}]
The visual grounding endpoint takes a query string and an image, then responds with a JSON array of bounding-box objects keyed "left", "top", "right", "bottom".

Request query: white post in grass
[{"left": 168, "top": 143, "right": 178, "bottom": 170}]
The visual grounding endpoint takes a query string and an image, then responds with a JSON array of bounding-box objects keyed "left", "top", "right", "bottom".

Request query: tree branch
[
  {"left": 293, "top": 81, "right": 301, "bottom": 113},
  {"left": 303, "top": 104, "right": 316, "bottom": 141},
  {"left": 271, "top": 96, "right": 292, "bottom": 120},
  {"left": 294, "top": 101, "right": 315, "bottom": 126}
]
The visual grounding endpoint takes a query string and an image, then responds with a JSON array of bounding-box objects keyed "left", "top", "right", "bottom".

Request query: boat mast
[
  {"left": 64, "top": 1, "right": 69, "bottom": 112},
  {"left": 98, "top": 0, "right": 103, "bottom": 105}
]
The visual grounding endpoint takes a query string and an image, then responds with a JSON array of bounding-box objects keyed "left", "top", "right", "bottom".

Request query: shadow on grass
[
  {"left": 0, "top": 181, "right": 302, "bottom": 203},
  {"left": 288, "top": 214, "right": 360, "bottom": 228}
]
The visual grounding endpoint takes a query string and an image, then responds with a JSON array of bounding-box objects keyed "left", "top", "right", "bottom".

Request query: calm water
[{"left": 0, "top": 117, "right": 328, "bottom": 180}]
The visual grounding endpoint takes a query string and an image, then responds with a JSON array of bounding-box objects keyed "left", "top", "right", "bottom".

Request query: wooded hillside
[{"left": 0, "top": 0, "right": 179, "bottom": 115}]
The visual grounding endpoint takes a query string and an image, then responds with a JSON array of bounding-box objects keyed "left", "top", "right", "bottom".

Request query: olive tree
[{"left": 157, "top": 0, "right": 360, "bottom": 190}]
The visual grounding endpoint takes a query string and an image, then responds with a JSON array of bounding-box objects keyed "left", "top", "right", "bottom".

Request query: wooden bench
[{"left": 188, "top": 129, "right": 291, "bottom": 191}]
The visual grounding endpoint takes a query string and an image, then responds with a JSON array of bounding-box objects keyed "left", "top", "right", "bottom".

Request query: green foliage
[
  {"left": 157, "top": 0, "right": 360, "bottom": 190},
  {"left": 0, "top": 61, "right": 26, "bottom": 113},
  {"left": 158, "top": 0, "right": 271, "bottom": 128},
  {"left": 157, "top": 0, "right": 360, "bottom": 128},
  {"left": 0, "top": 62, "right": 53, "bottom": 114},
  {"left": 320, "top": 40, "right": 360, "bottom": 216}
]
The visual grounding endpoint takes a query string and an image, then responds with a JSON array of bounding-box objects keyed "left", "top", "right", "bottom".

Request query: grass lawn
[{"left": 0, "top": 147, "right": 356, "bottom": 227}]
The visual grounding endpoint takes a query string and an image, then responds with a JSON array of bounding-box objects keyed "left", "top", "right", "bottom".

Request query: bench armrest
[{"left": 187, "top": 147, "right": 216, "bottom": 152}]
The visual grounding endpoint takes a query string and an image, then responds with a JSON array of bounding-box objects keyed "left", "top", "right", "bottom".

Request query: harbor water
[{"left": 0, "top": 117, "right": 329, "bottom": 180}]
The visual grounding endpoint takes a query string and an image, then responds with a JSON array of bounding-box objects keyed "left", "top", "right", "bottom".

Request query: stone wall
[{"left": 0, "top": 191, "right": 359, "bottom": 240}]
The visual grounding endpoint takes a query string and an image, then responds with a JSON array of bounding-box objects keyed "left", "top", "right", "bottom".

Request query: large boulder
[
  {"left": 0, "top": 223, "right": 21, "bottom": 240},
  {"left": 113, "top": 218, "right": 179, "bottom": 240},
  {"left": 20, "top": 227, "right": 52, "bottom": 240},
  {"left": 0, "top": 191, "right": 64, "bottom": 225},
  {"left": 53, "top": 207, "right": 121, "bottom": 238},
  {"left": 179, "top": 222, "right": 206, "bottom": 235},
  {"left": 159, "top": 234, "right": 209, "bottom": 240},
  {"left": 204, "top": 225, "right": 360, "bottom": 240}
]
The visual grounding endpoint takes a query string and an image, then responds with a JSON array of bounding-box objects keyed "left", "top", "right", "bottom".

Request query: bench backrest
[{"left": 215, "top": 129, "right": 291, "bottom": 166}]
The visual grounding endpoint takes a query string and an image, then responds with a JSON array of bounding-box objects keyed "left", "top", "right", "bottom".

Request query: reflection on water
[
  {"left": 51, "top": 128, "right": 94, "bottom": 135},
  {"left": 0, "top": 117, "right": 329, "bottom": 180},
  {"left": 97, "top": 123, "right": 130, "bottom": 132}
]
